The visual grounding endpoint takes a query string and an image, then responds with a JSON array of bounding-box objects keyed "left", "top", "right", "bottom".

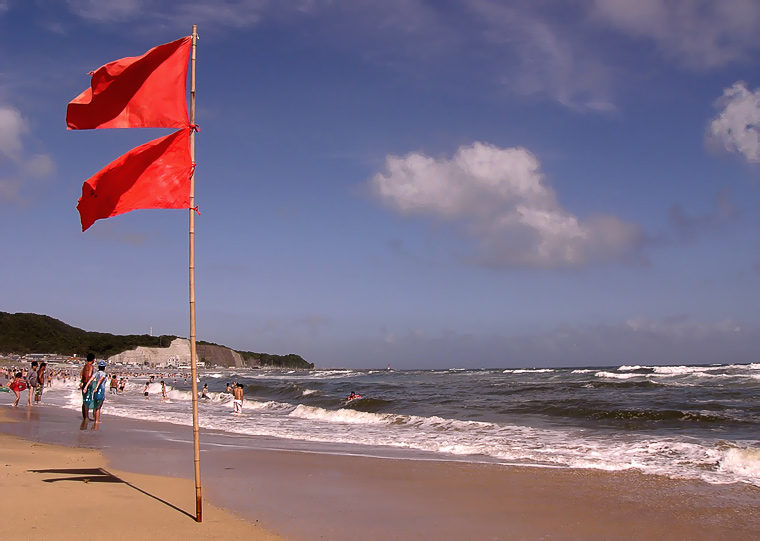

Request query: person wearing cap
[{"left": 84, "top": 360, "right": 108, "bottom": 426}]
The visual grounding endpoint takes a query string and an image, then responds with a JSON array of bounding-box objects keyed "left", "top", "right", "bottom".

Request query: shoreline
[{"left": 2, "top": 404, "right": 760, "bottom": 539}]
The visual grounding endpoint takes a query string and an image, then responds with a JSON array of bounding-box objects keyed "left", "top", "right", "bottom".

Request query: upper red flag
[
  {"left": 77, "top": 128, "right": 192, "bottom": 231},
  {"left": 67, "top": 37, "right": 191, "bottom": 130}
]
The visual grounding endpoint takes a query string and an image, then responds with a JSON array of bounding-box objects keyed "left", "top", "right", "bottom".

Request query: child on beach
[{"left": 9, "top": 372, "right": 27, "bottom": 407}]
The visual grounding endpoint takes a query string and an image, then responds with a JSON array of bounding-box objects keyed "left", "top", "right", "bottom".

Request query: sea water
[{"left": 38, "top": 363, "right": 760, "bottom": 486}]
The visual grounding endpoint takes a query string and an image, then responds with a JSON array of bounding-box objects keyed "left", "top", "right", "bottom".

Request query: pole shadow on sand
[{"left": 28, "top": 468, "right": 195, "bottom": 520}]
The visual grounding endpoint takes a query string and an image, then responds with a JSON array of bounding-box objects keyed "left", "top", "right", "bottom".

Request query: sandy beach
[
  {"left": 0, "top": 409, "right": 280, "bottom": 540},
  {"left": 1, "top": 402, "right": 759, "bottom": 540}
]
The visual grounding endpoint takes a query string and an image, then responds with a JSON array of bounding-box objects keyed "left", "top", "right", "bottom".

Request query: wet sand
[{"left": 1, "top": 404, "right": 759, "bottom": 540}]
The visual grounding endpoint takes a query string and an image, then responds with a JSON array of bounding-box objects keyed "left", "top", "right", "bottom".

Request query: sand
[
  {"left": 0, "top": 410, "right": 281, "bottom": 540},
  {"left": 2, "top": 404, "right": 759, "bottom": 540}
]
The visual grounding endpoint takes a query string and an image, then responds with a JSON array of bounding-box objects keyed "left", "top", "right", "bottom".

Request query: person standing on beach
[
  {"left": 35, "top": 362, "right": 46, "bottom": 404},
  {"left": 26, "top": 361, "right": 38, "bottom": 406},
  {"left": 143, "top": 381, "right": 150, "bottom": 399},
  {"left": 86, "top": 361, "right": 108, "bottom": 426},
  {"left": 232, "top": 384, "right": 243, "bottom": 414},
  {"left": 109, "top": 375, "right": 118, "bottom": 394},
  {"left": 80, "top": 354, "right": 95, "bottom": 421}
]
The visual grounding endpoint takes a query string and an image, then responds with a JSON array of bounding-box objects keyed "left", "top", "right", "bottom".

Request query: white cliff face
[{"left": 108, "top": 338, "right": 191, "bottom": 366}]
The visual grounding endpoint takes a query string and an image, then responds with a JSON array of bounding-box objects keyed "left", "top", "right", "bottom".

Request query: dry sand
[{"left": 0, "top": 411, "right": 280, "bottom": 541}]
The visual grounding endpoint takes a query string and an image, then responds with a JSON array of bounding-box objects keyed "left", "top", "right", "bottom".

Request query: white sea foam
[
  {"left": 306, "top": 370, "right": 362, "bottom": 379},
  {"left": 28, "top": 366, "right": 760, "bottom": 489},
  {"left": 594, "top": 371, "right": 640, "bottom": 380},
  {"left": 504, "top": 369, "right": 555, "bottom": 374},
  {"left": 718, "top": 447, "right": 760, "bottom": 479},
  {"left": 245, "top": 399, "right": 293, "bottom": 412},
  {"left": 618, "top": 365, "right": 644, "bottom": 371},
  {"left": 289, "top": 404, "right": 393, "bottom": 425},
  {"left": 651, "top": 365, "right": 724, "bottom": 376}
]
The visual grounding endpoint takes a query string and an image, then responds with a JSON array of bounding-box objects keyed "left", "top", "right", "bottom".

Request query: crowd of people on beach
[
  {"left": 2, "top": 357, "right": 247, "bottom": 424},
  {"left": 1, "top": 360, "right": 59, "bottom": 407}
]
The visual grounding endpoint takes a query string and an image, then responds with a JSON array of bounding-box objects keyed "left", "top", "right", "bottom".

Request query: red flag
[
  {"left": 67, "top": 37, "right": 191, "bottom": 130},
  {"left": 77, "top": 129, "right": 192, "bottom": 231}
]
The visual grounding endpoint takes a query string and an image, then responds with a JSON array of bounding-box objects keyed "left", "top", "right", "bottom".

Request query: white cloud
[
  {"left": 369, "top": 142, "right": 643, "bottom": 269},
  {"left": 591, "top": 0, "right": 760, "bottom": 69},
  {"left": 0, "top": 104, "right": 55, "bottom": 203},
  {"left": 708, "top": 81, "right": 760, "bottom": 163},
  {"left": 0, "top": 106, "right": 27, "bottom": 160}
]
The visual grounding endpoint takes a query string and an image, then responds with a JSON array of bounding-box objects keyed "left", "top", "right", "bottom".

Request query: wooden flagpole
[{"left": 188, "top": 24, "right": 202, "bottom": 523}]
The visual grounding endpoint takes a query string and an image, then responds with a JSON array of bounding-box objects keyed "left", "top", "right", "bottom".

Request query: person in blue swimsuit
[{"left": 87, "top": 360, "right": 108, "bottom": 427}]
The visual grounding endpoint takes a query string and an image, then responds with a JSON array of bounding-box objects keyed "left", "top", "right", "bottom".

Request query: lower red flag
[{"left": 77, "top": 128, "right": 192, "bottom": 231}]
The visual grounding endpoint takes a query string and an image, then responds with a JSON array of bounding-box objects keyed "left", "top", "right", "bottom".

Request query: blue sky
[{"left": 2, "top": 0, "right": 760, "bottom": 368}]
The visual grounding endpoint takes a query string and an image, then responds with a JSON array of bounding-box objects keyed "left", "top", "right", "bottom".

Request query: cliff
[{"left": 197, "top": 343, "right": 245, "bottom": 367}]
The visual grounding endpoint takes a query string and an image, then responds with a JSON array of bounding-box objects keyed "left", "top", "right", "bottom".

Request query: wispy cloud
[
  {"left": 333, "top": 315, "right": 758, "bottom": 368},
  {"left": 466, "top": 0, "right": 615, "bottom": 111},
  {"left": 591, "top": 0, "right": 760, "bottom": 69},
  {"left": 368, "top": 141, "right": 644, "bottom": 269},
  {"left": 0, "top": 104, "right": 55, "bottom": 204},
  {"left": 66, "top": 0, "right": 145, "bottom": 22},
  {"left": 58, "top": 1, "right": 760, "bottom": 112},
  {"left": 667, "top": 189, "right": 741, "bottom": 242}
]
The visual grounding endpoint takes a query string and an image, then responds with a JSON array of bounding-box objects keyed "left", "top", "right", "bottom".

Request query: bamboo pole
[{"left": 188, "top": 24, "right": 202, "bottom": 523}]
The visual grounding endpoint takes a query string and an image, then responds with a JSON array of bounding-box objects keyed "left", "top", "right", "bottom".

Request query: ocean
[{"left": 39, "top": 362, "right": 760, "bottom": 487}]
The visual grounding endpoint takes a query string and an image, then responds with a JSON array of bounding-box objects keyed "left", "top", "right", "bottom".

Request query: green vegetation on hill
[
  {"left": 0, "top": 312, "right": 313, "bottom": 368},
  {"left": 238, "top": 350, "right": 314, "bottom": 369},
  {"left": 0, "top": 312, "right": 173, "bottom": 358}
]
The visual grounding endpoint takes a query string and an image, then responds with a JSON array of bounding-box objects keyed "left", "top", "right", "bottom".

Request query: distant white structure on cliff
[{"left": 108, "top": 338, "right": 192, "bottom": 368}]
